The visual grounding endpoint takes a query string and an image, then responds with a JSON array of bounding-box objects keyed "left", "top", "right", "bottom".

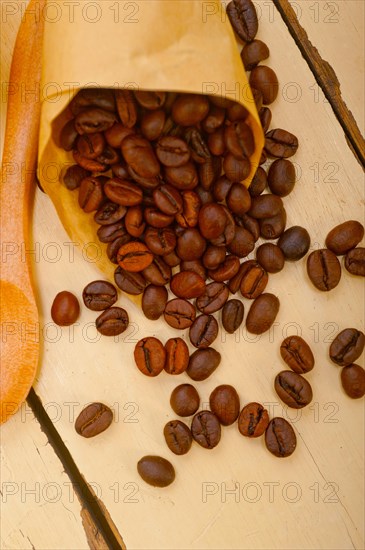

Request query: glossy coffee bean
[
  {"left": 121, "top": 135, "right": 160, "bottom": 178},
  {"left": 75, "top": 403, "right": 113, "bottom": 438},
  {"left": 238, "top": 402, "right": 269, "bottom": 437},
  {"left": 170, "top": 384, "right": 200, "bottom": 417},
  {"left": 172, "top": 94, "right": 210, "bottom": 126},
  {"left": 97, "top": 221, "right": 126, "bottom": 243},
  {"left": 176, "top": 228, "right": 206, "bottom": 260},
  {"left": 137, "top": 456, "right": 175, "bottom": 487},
  {"left": 164, "top": 338, "right": 190, "bottom": 375},
  {"left": 164, "top": 298, "right": 196, "bottom": 330},
  {"left": 198, "top": 203, "right": 227, "bottom": 240},
  {"left": 78, "top": 177, "right": 104, "bottom": 213},
  {"left": 259, "top": 209, "right": 287, "bottom": 239},
  {"left": 222, "top": 299, "right": 244, "bottom": 334},
  {"left": 75, "top": 108, "right": 116, "bottom": 134},
  {"left": 190, "top": 314, "right": 218, "bottom": 348},
  {"left": 96, "top": 307, "right": 129, "bottom": 336},
  {"left": 114, "top": 267, "right": 146, "bottom": 295},
  {"left": 180, "top": 260, "right": 207, "bottom": 281},
  {"left": 275, "top": 371, "right": 313, "bottom": 409},
  {"left": 235, "top": 213, "right": 260, "bottom": 242},
  {"left": 341, "top": 364, "right": 365, "bottom": 399},
  {"left": 117, "top": 242, "right": 154, "bottom": 272},
  {"left": 156, "top": 136, "right": 190, "bottom": 167},
  {"left": 163, "top": 251, "right": 181, "bottom": 267},
  {"left": 208, "top": 128, "right": 226, "bottom": 156},
  {"left": 249, "top": 66, "right": 279, "bottom": 105},
  {"left": 76, "top": 132, "right": 105, "bottom": 159},
  {"left": 134, "top": 337, "right": 166, "bottom": 377},
  {"left": 241, "top": 39, "right": 269, "bottom": 69},
  {"left": 246, "top": 293, "right": 280, "bottom": 334},
  {"left": 104, "top": 178, "right": 143, "bottom": 207},
  {"left": 153, "top": 184, "right": 183, "bottom": 215},
  {"left": 63, "top": 165, "right": 89, "bottom": 190},
  {"left": 141, "top": 109, "right": 166, "bottom": 141},
  {"left": 144, "top": 207, "right": 174, "bottom": 228},
  {"left": 145, "top": 227, "right": 176, "bottom": 256},
  {"left": 105, "top": 123, "right": 134, "bottom": 148},
  {"left": 267, "top": 159, "right": 296, "bottom": 197},
  {"left": 187, "top": 347, "right": 221, "bottom": 381},
  {"left": 223, "top": 153, "right": 251, "bottom": 182},
  {"left": 248, "top": 194, "right": 283, "bottom": 219},
  {"left": 73, "top": 150, "right": 106, "bottom": 172},
  {"left": 265, "top": 129, "right": 299, "bottom": 158},
  {"left": 325, "top": 220, "right": 364, "bottom": 255},
  {"left": 209, "top": 385, "right": 240, "bottom": 426},
  {"left": 196, "top": 282, "right": 229, "bottom": 314},
  {"left": 202, "top": 105, "right": 225, "bottom": 133},
  {"left": 170, "top": 271, "right": 206, "bottom": 299},
  {"left": 125, "top": 205, "right": 145, "bottom": 237},
  {"left": 51, "top": 291, "right": 80, "bottom": 326},
  {"left": 259, "top": 107, "right": 272, "bottom": 133},
  {"left": 209, "top": 255, "right": 240, "bottom": 282},
  {"left": 191, "top": 411, "right": 221, "bottom": 449},
  {"left": 345, "top": 248, "right": 365, "bottom": 277},
  {"left": 164, "top": 161, "right": 199, "bottom": 190},
  {"left": 114, "top": 90, "right": 137, "bottom": 128},
  {"left": 329, "top": 328, "right": 365, "bottom": 366},
  {"left": 142, "top": 285, "right": 168, "bottom": 320},
  {"left": 60, "top": 119, "right": 78, "bottom": 151},
  {"left": 227, "top": 0, "right": 258, "bottom": 42},
  {"left": 142, "top": 257, "right": 171, "bottom": 286},
  {"left": 70, "top": 88, "right": 115, "bottom": 115},
  {"left": 228, "top": 262, "right": 249, "bottom": 294},
  {"left": 164, "top": 420, "right": 192, "bottom": 455},
  {"left": 249, "top": 167, "right": 267, "bottom": 197},
  {"left": 307, "top": 249, "right": 341, "bottom": 291},
  {"left": 107, "top": 235, "right": 132, "bottom": 264},
  {"left": 203, "top": 246, "right": 227, "bottom": 270},
  {"left": 82, "top": 281, "right": 118, "bottom": 311},
  {"left": 175, "top": 190, "right": 201, "bottom": 228},
  {"left": 227, "top": 183, "right": 252, "bottom": 216},
  {"left": 278, "top": 226, "right": 311, "bottom": 260},
  {"left": 240, "top": 261, "right": 268, "bottom": 299},
  {"left": 256, "top": 243, "right": 285, "bottom": 273},
  {"left": 210, "top": 207, "right": 236, "bottom": 247},
  {"left": 185, "top": 127, "right": 211, "bottom": 165},
  {"left": 280, "top": 336, "right": 315, "bottom": 374},
  {"left": 265, "top": 418, "right": 296, "bottom": 457},
  {"left": 225, "top": 122, "right": 254, "bottom": 159},
  {"left": 94, "top": 202, "right": 127, "bottom": 226}
]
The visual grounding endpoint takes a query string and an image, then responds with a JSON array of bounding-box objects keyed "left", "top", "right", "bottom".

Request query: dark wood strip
[
  {"left": 273, "top": 0, "right": 365, "bottom": 167},
  {"left": 27, "top": 388, "right": 126, "bottom": 550}
]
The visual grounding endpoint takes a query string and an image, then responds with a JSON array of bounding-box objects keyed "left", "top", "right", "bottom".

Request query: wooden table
[{"left": 1, "top": 1, "right": 364, "bottom": 549}]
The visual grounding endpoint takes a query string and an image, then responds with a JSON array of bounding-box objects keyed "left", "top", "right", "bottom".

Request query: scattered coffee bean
[
  {"left": 142, "top": 285, "right": 168, "bottom": 320},
  {"left": 134, "top": 337, "right": 166, "bottom": 376},
  {"left": 240, "top": 260, "right": 268, "bottom": 299},
  {"left": 249, "top": 66, "right": 279, "bottom": 105},
  {"left": 222, "top": 299, "right": 244, "bottom": 334},
  {"left": 307, "top": 249, "right": 341, "bottom": 291},
  {"left": 278, "top": 226, "right": 311, "bottom": 261},
  {"left": 275, "top": 370, "right": 313, "bottom": 408},
  {"left": 164, "top": 420, "right": 193, "bottom": 455},
  {"left": 265, "top": 129, "right": 298, "bottom": 158},
  {"left": 82, "top": 281, "right": 118, "bottom": 311},
  {"left": 114, "top": 267, "right": 146, "bottom": 294},
  {"left": 238, "top": 402, "right": 269, "bottom": 437},
  {"left": 117, "top": 241, "right": 154, "bottom": 272},
  {"left": 96, "top": 307, "right": 129, "bottom": 336},
  {"left": 345, "top": 247, "right": 365, "bottom": 277},
  {"left": 329, "top": 328, "right": 365, "bottom": 366},
  {"left": 196, "top": 282, "right": 229, "bottom": 314},
  {"left": 265, "top": 417, "right": 296, "bottom": 457},
  {"left": 267, "top": 159, "right": 296, "bottom": 197},
  {"left": 51, "top": 291, "right": 80, "bottom": 326},
  {"left": 256, "top": 243, "right": 285, "bottom": 273},
  {"left": 191, "top": 411, "right": 221, "bottom": 449},
  {"left": 227, "top": 0, "right": 258, "bottom": 42},
  {"left": 164, "top": 338, "right": 189, "bottom": 375},
  {"left": 280, "top": 336, "right": 314, "bottom": 374},
  {"left": 164, "top": 298, "right": 196, "bottom": 329},
  {"left": 187, "top": 348, "right": 221, "bottom": 381},
  {"left": 248, "top": 194, "right": 283, "bottom": 219},
  {"left": 189, "top": 314, "right": 219, "bottom": 348},
  {"left": 170, "top": 384, "right": 200, "bottom": 417},
  {"left": 259, "top": 208, "right": 287, "bottom": 240},
  {"left": 170, "top": 271, "right": 206, "bottom": 299},
  {"left": 246, "top": 293, "right": 280, "bottom": 334},
  {"left": 241, "top": 39, "right": 270, "bottom": 70},
  {"left": 209, "top": 385, "right": 240, "bottom": 426},
  {"left": 75, "top": 403, "right": 113, "bottom": 438},
  {"left": 249, "top": 167, "right": 267, "bottom": 197},
  {"left": 341, "top": 364, "right": 365, "bottom": 399},
  {"left": 325, "top": 220, "right": 364, "bottom": 255},
  {"left": 137, "top": 456, "right": 175, "bottom": 487}
]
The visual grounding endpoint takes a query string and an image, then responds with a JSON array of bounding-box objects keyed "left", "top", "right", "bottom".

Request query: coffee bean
[
  {"left": 112, "top": 162, "right": 130, "bottom": 179},
  {"left": 134, "top": 90, "right": 166, "bottom": 110},
  {"left": 164, "top": 298, "right": 196, "bottom": 329},
  {"left": 238, "top": 402, "right": 269, "bottom": 437},
  {"left": 265, "top": 417, "right": 296, "bottom": 457},
  {"left": 107, "top": 235, "right": 132, "bottom": 264},
  {"left": 134, "top": 337, "right": 166, "bottom": 377},
  {"left": 104, "top": 178, "right": 143, "bottom": 207},
  {"left": 70, "top": 88, "right": 116, "bottom": 115},
  {"left": 141, "top": 109, "right": 166, "bottom": 141},
  {"left": 223, "top": 153, "right": 251, "bottom": 182},
  {"left": 60, "top": 120, "right": 78, "bottom": 151},
  {"left": 256, "top": 243, "right": 285, "bottom": 273},
  {"left": 225, "top": 122, "right": 255, "bottom": 159},
  {"left": 222, "top": 299, "right": 244, "bottom": 333},
  {"left": 228, "top": 262, "right": 249, "bottom": 294},
  {"left": 252, "top": 88, "right": 263, "bottom": 111},
  {"left": 246, "top": 293, "right": 280, "bottom": 334},
  {"left": 156, "top": 136, "right": 190, "bottom": 167},
  {"left": 227, "top": 183, "right": 252, "bottom": 216},
  {"left": 137, "top": 456, "right": 175, "bottom": 487},
  {"left": 227, "top": 101, "right": 248, "bottom": 122},
  {"left": 191, "top": 411, "right": 221, "bottom": 449},
  {"left": 165, "top": 161, "right": 199, "bottom": 190},
  {"left": 248, "top": 194, "right": 283, "bottom": 219},
  {"left": 241, "top": 39, "right": 270, "bottom": 70},
  {"left": 117, "top": 242, "right": 153, "bottom": 272},
  {"left": 97, "top": 144, "right": 121, "bottom": 165},
  {"left": 267, "top": 159, "right": 296, "bottom": 197},
  {"left": 345, "top": 247, "right": 365, "bottom": 277},
  {"left": 144, "top": 207, "right": 174, "bottom": 228},
  {"left": 121, "top": 135, "right": 160, "bottom": 178},
  {"left": 259, "top": 107, "right": 272, "bottom": 134},
  {"left": 94, "top": 202, "right": 127, "bottom": 226},
  {"left": 144, "top": 227, "right": 176, "bottom": 256},
  {"left": 75, "top": 403, "right": 113, "bottom": 438},
  {"left": 226, "top": 0, "right": 258, "bottom": 42},
  {"left": 202, "top": 105, "right": 226, "bottom": 133},
  {"left": 175, "top": 190, "right": 201, "bottom": 228},
  {"left": 203, "top": 246, "right": 227, "bottom": 270},
  {"left": 97, "top": 221, "right": 126, "bottom": 243},
  {"left": 209, "top": 255, "right": 240, "bottom": 282},
  {"left": 259, "top": 209, "right": 287, "bottom": 239},
  {"left": 208, "top": 128, "right": 226, "bottom": 156},
  {"left": 180, "top": 260, "right": 207, "bottom": 281},
  {"left": 142, "top": 257, "right": 171, "bottom": 286},
  {"left": 198, "top": 203, "right": 227, "bottom": 240},
  {"left": 235, "top": 213, "right": 260, "bottom": 242},
  {"left": 265, "top": 129, "right": 298, "bottom": 158},
  {"left": 280, "top": 336, "right": 314, "bottom": 374},
  {"left": 164, "top": 420, "right": 192, "bottom": 455},
  {"left": 63, "top": 165, "right": 89, "bottom": 190},
  {"left": 77, "top": 132, "right": 105, "bottom": 159},
  {"left": 78, "top": 177, "right": 104, "bottom": 213},
  {"left": 172, "top": 94, "right": 210, "bottom": 126},
  {"left": 163, "top": 251, "right": 181, "bottom": 267},
  {"left": 170, "top": 384, "right": 200, "bottom": 417},
  {"left": 307, "top": 249, "right": 341, "bottom": 291},
  {"left": 210, "top": 207, "right": 236, "bottom": 247},
  {"left": 153, "top": 184, "right": 183, "bottom": 215},
  {"left": 75, "top": 108, "right": 116, "bottom": 134},
  {"left": 142, "top": 285, "right": 168, "bottom": 320},
  {"left": 240, "top": 261, "right": 268, "bottom": 299},
  {"left": 164, "top": 338, "right": 189, "bottom": 375},
  {"left": 114, "top": 267, "right": 146, "bottom": 294},
  {"left": 96, "top": 307, "right": 129, "bottom": 336},
  {"left": 82, "top": 281, "right": 118, "bottom": 311},
  {"left": 209, "top": 385, "right": 240, "bottom": 426},
  {"left": 187, "top": 347, "right": 221, "bottom": 381},
  {"left": 73, "top": 150, "right": 106, "bottom": 172},
  {"left": 190, "top": 314, "right": 219, "bottom": 348},
  {"left": 176, "top": 228, "right": 206, "bottom": 260},
  {"left": 185, "top": 127, "right": 211, "bottom": 165},
  {"left": 114, "top": 90, "right": 138, "bottom": 128},
  {"left": 105, "top": 123, "right": 134, "bottom": 148},
  {"left": 275, "top": 371, "right": 313, "bottom": 408},
  {"left": 249, "top": 66, "right": 279, "bottom": 105},
  {"left": 249, "top": 167, "right": 267, "bottom": 197},
  {"left": 329, "top": 328, "right": 365, "bottom": 366},
  {"left": 325, "top": 220, "right": 364, "bottom": 255},
  {"left": 278, "top": 226, "right": 311, "bottom": 260},
  {"left": 170, "top": 271, "right": 206, "bottom": 299},
  {"left": 51, "top": 291, "right": 80, "bottom": 326},
  {"left": 196, "top": 282, "right": 229, "bottom": 314},
  {"left": 341, "top": 364, "right": 365, "bottom": 399}
]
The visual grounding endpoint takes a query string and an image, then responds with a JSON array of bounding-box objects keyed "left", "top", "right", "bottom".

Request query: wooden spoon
[{"left": 0, "top": 0, "right": 45, "bottom": 423}]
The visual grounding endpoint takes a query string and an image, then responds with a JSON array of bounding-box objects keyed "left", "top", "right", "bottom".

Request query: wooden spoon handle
[{"left": 0, "top": 0, "right": 45, "bottom": 292}]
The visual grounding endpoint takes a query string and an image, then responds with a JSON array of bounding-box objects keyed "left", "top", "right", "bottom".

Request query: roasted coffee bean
[
  {"left": 256, "top": 243, "right": 285, "bottom": 273},
  {"left": 145, "top": 227, "right": 176, "bottom": 256},
  {"left": 75, "top": 108, "right": 116, "bottom": 134},
  {"left": 228, "top": 262, "right": 248, "bottom": 294},
  {"left": 60, "top": 119, "right": 78, "bottom": 150},
  {"left": 329, "top": 328, "right": 365, "bottom": 366},
  {"left": 246, "top": 293, "right": 280, "bottom": 334},
  {"left": 162, "top": 251, "right": 180, "bottom": 267},
  {"left": 252, "top": 87, "right": 263, "bottom": 111},
  {"left": 164, "top": 338, "right": 190, "bottom": 375},
  {"left": 259, "top": 208, "right": 287, "bottom": 240},
  {"left": 73, "top": 150, "right": 106, "bottom": 172},
  {"left": 202, "top": 105, "right": 225, "bottom": 133},
  {"left": 198, "top": 203, "right": 227, "bottom": 240},
  {"left": 211, "top": 207, "right": 236, "bottom": 247},
  {"left": 175, "top": 190, "right": 201, "bottom": 228},
  {"left": 164, "top": 420, "right": 192, "bottom": 455},
  {"left": 63, "top": 165, "right": 89, "bottom": 191},
  {"left": 75, "top": 403, "right": 113, "bottom": 438},
  {"left": 249, "top": 167, "right": 267, "bottom": 197},
  {"left": 278, "top": 226, "right": 311, "bottom": 260},
  {"left": 341, "top": 364, "right": 365, "bottom": 399},
  {"left": 191, "top": 411, "right": 221, "bottom": 449},
  {"left": 107, "top": 235, "right": 132, "bottom": 264},
  {"left": 208, "top": 128, "right": 226, "bottom": 156},
  {"left": 209, "top": 385, "right": 240, "bottom": 426},
  {"left": 235, "top": 213, "right": 260, "bottom": 242},
  {"left": 97, "top": 145, "right": 120, "bottom": 165},
  {"left": 142, "top": 257, "right": 171, "bottom": 286},
  {"left": 249, "top": 66, "right": 279, "bottom": 105},
  {"left": 226, "top": 184, "right": 251, "bottom": 217},
  {"left": 275, "top": 371, "right": 313, "bottom": 409},
  {"left": 105, "top": 123, "right": 134, "bottom": 148},
  {"left": 76, "top": 132, "right": 105, "bottom": 159},
  {"left": 141, "top": 109, "right": 166, "bottom": 141},
  {"left": 153, "top": 184, "right": 183, "bottom": 215},
  {"left": 180, "top": 260, "right": 207, "bottom": 280},
  {"left": 124, "top": 205, "right": 145, "bottom": 237},
  {"left": 115, "top": 89, "right": 137, "bottom": 128},
  {"left": 259, "top": 107, "right": 272, "bottom": 134},
  {"left": 259, "top": 150, "right": 267, "bottom": 165},
  {"left": 325, "top": 220, "right": 364, "bottom": 255},
  {"left": 203, "top": 246, "right": 227, "bottom": 270},
  {"left": 170, "top": 271, "right": 206, "bottom": 299},
  {"left": 187, "top": 347, "right": 221, "bottom": 381},
  {"left": 240, "top": 261, "right": 268, "bottom": 299},
  {"left": 265, "top": 129, "right": 299, "bottom": 158},
  {"left": 114, "top": 267, "right": 146, "bottom": 294},
  {"left": 190, "top": 315, "right": 218, "bottom": 348},
  {"left": 156, "top": 136, "right": 190, "bottom": 167},
  {"left": 144, "top": 207, "right": 174, "bottom": 228},
  {"left": 165, "top": 161, "right": 199, "bottom": 190},
  {"left": 170, "top": 384, "right": 200, "bottom": 416},
  {"left": 172, "top": 94, "right": 210, "bottom": 126},
  {"left": 97, "top": 221, "right": 126, "bottom": 243},
  {"left": 117, "top": 242, "right": 153, "bottom": 272},
  {"left": 104, "top": 178, "right": 143, "bottom": 206},
  {"left": 196, "top": 282, "right": 229, "bottom": 314},
  {"left": 51, "top": 291, "right": 80, "bottom": 326},
  {"left": 122, "top": 135, "right": 160, "bottom": 178},
  {"left": 280, "top": 336, "right": 315, "bottom": 374},
  {"left": 209, "top": 255, "right": 240, "bottom": 282},
  {"left": 226, "top": 0, "right": 258, "bottom": 42},
  {"left": 185, "top": 127, "right": 211, "bottom": 164},
  {"left": 227, "top": 101, "right": 248, "bottom": 122},
  {"left": 94, "top": 202, "right": 126, "bottom": 226},
  {"left": 212, "top": 176, "right": 232, "bottom": 202},
  {"left": 307, "top": 249, "right": 341, "bottom": 291},
  {"left": 78, "top": 177, "right": 104, "bottom": 212},
  {"left": 345, "top": 247, "right": 365, "bottom": 277},
  {"left": 195, "top": 185, "right": 214, "bottom": 205},
  {"left": 267, "top": 159, "right": 296, "bottom": 197},
  {"left": 241, "top": 39, "right": 270, "bottom": 70},
  {"left": 199, "top": 157, "right": 221, "bottom": 190},
  {"left": 137, "top": 456, "right": 175, "bottom": 487},
  {"left": 142, "top": 285, "right": 168, "bottom": 320},
  {"left": 225, "top": 122, "right": 254, "bottom": 159},
  {"left": 222, "top": 299, "right": 244, "bottom": 333},
  {"left": 164, "top": 298, "right": 196, "bottom": 329},
  {"left": 248, "top": 194, "right": 283, "bottom": 219},
  {"left": 83, "top": 281, "right": 118, "bottom": 311},
  {"left": 96, "top": 307, "right": 129, "bottom": 336},
  {"left": 134, "top": 337, "right": 166, "bottom": 377},
  {"left": 134, "top": 90, "right": 166, "bottom": 110},
  {"left": 176, "top": 228, "right": 206, "bottom": 260},
  {"left": 128, "top": 168, "right": 162, "bottom": 190},
  {"left": 228, "top": 226, "right": 255, "bottom": 258},
  {"left": 70, "top": 88, "right": 115, "bottom": 115},
  {"left": 238, "top": 402, "right": 269, "bottom": 437},
  {"left": 265, "top": 417, "right": 296, "bottom": 457},
  {"left": 223, "top": 153, "right": 251, "bottom": 182},
  {"left": 112, "top": 162, "right": 130, "bottom": 179}
]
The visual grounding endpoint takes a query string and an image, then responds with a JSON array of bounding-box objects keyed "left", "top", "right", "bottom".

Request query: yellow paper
[{"left": 38, "top": 0, "right": 264, "bottom": 298}]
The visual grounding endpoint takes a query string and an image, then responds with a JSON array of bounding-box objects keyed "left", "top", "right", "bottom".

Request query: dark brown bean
[
  {"left": 142, "top": 285, "right": 168, "bottom": 320},
  {"left": 241, "top": 40, "right": 270, "bottom": 70},
  {"left": 278, "top": 226, "right": 311, "bottom": 261},
  {"left": 246, "top": 293, "right": 280, "bottom": 334},
  {"left": 307, "top": 249, "right": 341, "bottom": 291},
  {"left": 341, "top": 364, "right": 365, "bottom": 399},
  {"left": 176, "top": 228, "right": 206, "bottom": 260},
  {"left": 145, "top": 227, "right": 176, "bottom": 256},
  {"left": 280, "top": 336, "right": 315, "bottom": 374},
  {"left": 227, "top": 101, "right": 249, "bottom": 122},
  {"left": 227, "top": 183, "right": 252, "bottom": 217},
  {"left": 191, "top": 411, "right": 221, "bottom": 449},
  {"left": 209, "top": 385, "right": 240, "bottom": 426},
  {"left": 163, "top": 251, "right": 181, "bottom": 267},
  {"left": 141, "top": 109, "right": 166, "bottom": 141},
  {"left": 250, "top": 66, "right": 278, "bottom": 105},
  {"left": 208, "top": 127, "right": 226, "bottom": 156},
  {"left": 225, "top": 122, "right": 255, "bottom": 159},
  {"left": 76, "top": 132, "right": 105, "bottom": 159},
  {"left": 142, "top": 257, "right": 171, "bottom": 286},
  {"left": 175, "top": 190, "right": 201, "bottom": 228},
  {"left": 210, "top": 207, "right": 236, "bottom": 247},
  {"left": 63, "top": 165, "right": 89, "bottom": 191},
  {"left": 104, "top": 178, "right": 143, "bottom": 206},
  {"left": 234, "top": 213, "right": 260, "bottom": 242},
  {"left": 75, "top": 108, "right": 116, "bottom": 134},
  {"left": 164, "top": 298, "right": 196, "bottom": 330},
  {"left": 137, "top": 456, "right": 175, "bottom": 487},
  {"left": 228, "top": 227, "right": 255, "bottom": 258},
  {"left": 256, "top": 243, "right": 285, "bottom": 273},
  {"left": 117, "top": 242, "right": 154, "bottom": 272},
  {"left": 144, "top": 207, "right": 175, "bottom": 228},
  {"left": 105, "top": 123, "right": 134, "bottom": 148},
  {"left": 265, "top": 129, "right": 299, "bottom": 158},
  {"left": 83, "top": 281, "right": 118, "bottom": 311},
  {"left": 164, "top": 338, "right": 189, "bottom": 375},
  {"left": 223, "top": 153, "right": 251, "bottom": 182},
  {"left": 170, "top": 384, "right": 200, "bottom": 417},
  {"left": 51, "top": 291, "right": 80, "bottom": 326},
  {"left": 134, "top": 337, "right": 166, "bottom": 377},
  {"left": 329, "top": 328, "right": 365, "bottom": 366},
  {"left": 248, "top": 194, "right": 283, "bottom": 219},
  {"left": 75, "top": 403, "right": 113, "bottom": 438},
  {"left": 325, "top": 220, "right": 364, "bottom": 255},
  {"left": 240, "top": 261, "right": 268, "bottom": 299},
  {"left": 115, "top": 90, "right": 137, "bottom": 128},
  {"left": 164, "top": 420, "right": 192, "bottom": 455},
  {"left": 121, "top": 135, "right": 160, "bottom": 178},
  {"left": 202, "top": 105, "right": 225, "bottom": 133},
  {"left": 203, "top": 246, "right": 227, "bottom": 270},
  {"left": 249, "top": 167, "right": 267, "bottom": 197},
  {"left": 275, "top": 371, "right": 313, "bottom": 409},
  {"left": 228, "top": 262, "right": 249, "bottom": 294},
  {"left": 196, "top": 282, "right": 229, "bottom": 314},
  {"left": 107, "top": 235, "right": 132, "bottom": 264},
  {"left": 164, "top": 161, "right": 199, "bottom": 190},
  {"left": 73, "top": 150, "right": 106, "bottom": 172},
  {"left": 198, "top": 203, "right": 227, "bottom": 240},
  {"left": 114, "top": 267, "right": 146, "bottom": 295},
  {"left": 170, "top": 271, "right": 206, "bottom": 299},
  {"left": 134, "top": 90, "right": 166, "bottom": 110},
  {"left": 125, "top": 205, "right": 145, "bottom": 237},
  {"left": 222, "top": 299, "right": 244, "bottom": 333},
  {"left": 209, "top": 255, "right": 240, "bottom": 282},
  {"left": 259, "top": 209, "right": 287, "bottom": 240},
  {"left": 267, "top": 159, "right": 296, "bottom": 197},
  {"left": 78, "top": 177, "right": 104, "bottom": 213},
  {"left": 259, "top": 107, "right": 272, "bottom": 134},
  {"left": 345, "top": 247, "right": 365, "bottom": 277},
  {"left": 97, "top": 221, "right": 126, "bottom": 244},
  {"left": 238, "top": 402, "right": 269, "bottom": 437},
  {"left": 60, "top": 120, "right": 78, "bottom": 150},
  {"left": 226, "top": 0, "right": 258, "bottom": 42},
  {"left": 180, "top": 260, "right": 207, "bottom": 281},
  {"left": 172, "top": 94, "right": 210, "bottom": 126},
  {"left": 156, "top": 136, "right": 190, "bottom": 167},
  {"left": 95, "top": 307, "right": 129, "bottom": 336},
  {"left": 185, "top": 127, "right": 211, "bottom": 165},
  {"left": 265, "top": 418, "right": 296, "bottom": 457},
  {"left": 187, "top": 347, "right": 221, "bottom": 381},
  {"left": 94, "top": 202, "right": 127, "bottom": 226},
  {"left": 153, "top": 184, "right": 183, "bottom": 215},
  {"left": 190, "top": 314, "right": 218, "bottom": 348}
]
